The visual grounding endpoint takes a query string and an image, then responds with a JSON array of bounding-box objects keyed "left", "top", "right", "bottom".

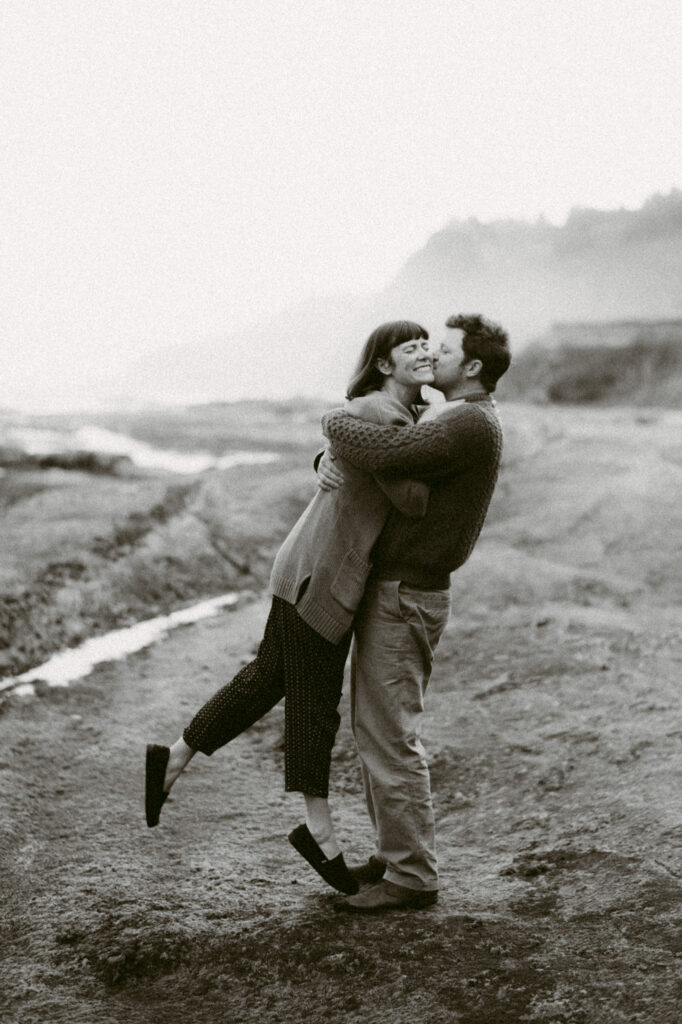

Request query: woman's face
[{"left": 379, "top": 338, "right": 435, "bottom": 387}]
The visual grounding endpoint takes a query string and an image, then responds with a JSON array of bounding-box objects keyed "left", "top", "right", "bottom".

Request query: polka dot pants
[{"left": 183, "top": 597, "right": 351, "bottom": 797}]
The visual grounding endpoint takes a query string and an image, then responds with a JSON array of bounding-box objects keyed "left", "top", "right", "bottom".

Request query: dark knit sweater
[{"left": 322, "top": 394, "right": 503, "bottom": 589}]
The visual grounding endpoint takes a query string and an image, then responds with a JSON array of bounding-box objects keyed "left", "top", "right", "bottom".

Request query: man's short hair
[{"left": 446, "top": 314, "right": 511, "bottom": 393}]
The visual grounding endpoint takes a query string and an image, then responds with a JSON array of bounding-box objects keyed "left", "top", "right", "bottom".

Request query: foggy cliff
[{"left": 111, "top": 191, "right": 682, "bottom": 406}]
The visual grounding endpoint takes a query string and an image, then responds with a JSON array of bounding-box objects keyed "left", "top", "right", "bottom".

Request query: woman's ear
[{"left": 375, "top": 357, "right": 393, "bottom": 377}]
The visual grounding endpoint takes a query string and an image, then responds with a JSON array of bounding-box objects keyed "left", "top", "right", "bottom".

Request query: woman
[{"left": 145, "top": 320, "right": 433, "bottom": 894}]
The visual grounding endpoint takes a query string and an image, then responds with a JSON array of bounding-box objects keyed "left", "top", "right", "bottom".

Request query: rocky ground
[{"left": 1, "top": 403, "right": 681, "bottom": 1024}]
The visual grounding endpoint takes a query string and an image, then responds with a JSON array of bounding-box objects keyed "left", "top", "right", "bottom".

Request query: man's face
[
  {"left": 432, "top": 328, "right": 467, "bottom": 391},
  {"left": 382, "top": 338, "right": 435, "bottom": 387}
]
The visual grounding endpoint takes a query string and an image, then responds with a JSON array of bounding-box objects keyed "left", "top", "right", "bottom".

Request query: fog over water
[
  {"left": 5, "top": 424, "right": 279, "bottom": 475},
  {"left": 2, "top": 1, "right": 681, "bottom": 411}
]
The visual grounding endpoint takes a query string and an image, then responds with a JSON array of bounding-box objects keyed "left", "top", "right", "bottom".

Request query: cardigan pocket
[{"left": 330, "top": 549, "right": 372, "bottom": 613}]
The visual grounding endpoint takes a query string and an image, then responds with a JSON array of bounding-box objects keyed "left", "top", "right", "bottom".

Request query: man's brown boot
[{"left": 334, "top": 879, "right": 438, "bottom": 914}]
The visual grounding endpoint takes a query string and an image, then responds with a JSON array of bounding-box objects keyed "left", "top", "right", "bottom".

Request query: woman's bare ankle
[
  {"left": 164, "top": 738, "right": 195, "bottom": 791},
  {"left": 304, "top": 795, "right": 340, "bottom": 860}
]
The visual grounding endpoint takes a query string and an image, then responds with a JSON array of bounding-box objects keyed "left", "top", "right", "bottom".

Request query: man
[{"left": 319, "top": 313, "right": 511, "bottom": 912}]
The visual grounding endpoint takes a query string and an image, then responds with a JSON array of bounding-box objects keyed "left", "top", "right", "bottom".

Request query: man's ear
[
  {"left": 375, "top": 357, "right": 393, "bottom": 377},
  {"left": 464, "top": 358, "right": 483, "bottom": 378}
]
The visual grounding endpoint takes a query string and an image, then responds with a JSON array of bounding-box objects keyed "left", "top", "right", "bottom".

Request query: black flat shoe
[
  {"left": 288, "top": 823, "right": 359, "bottom": 895},
  {"left": 145, "top": 744, "right": 170, "bottom": 827},
  {"left": 349, "top": 855, "right": 386, "bottom": 887}
]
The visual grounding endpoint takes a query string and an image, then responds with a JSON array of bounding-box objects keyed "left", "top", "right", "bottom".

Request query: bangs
[{"left": 395, "top": 320, "right": 429, "bottom": 344}]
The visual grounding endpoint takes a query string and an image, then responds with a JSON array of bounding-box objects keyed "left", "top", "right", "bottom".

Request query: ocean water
[{"left": 5, "top": 423, "right": 279, "bottom": 474}]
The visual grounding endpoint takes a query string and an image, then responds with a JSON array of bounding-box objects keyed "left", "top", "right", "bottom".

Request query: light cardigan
[{"left": 269, "top": 391, "right": 427, "bottom": 644}]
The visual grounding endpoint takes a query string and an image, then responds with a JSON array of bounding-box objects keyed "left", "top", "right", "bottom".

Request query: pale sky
[{"left": 2, "top": 0, "right": 681, "bottom": 409}]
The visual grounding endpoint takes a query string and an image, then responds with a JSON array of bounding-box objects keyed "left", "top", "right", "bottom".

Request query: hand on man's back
[{"left": 317, "top": 449, "right": 345, "bottom": 491}]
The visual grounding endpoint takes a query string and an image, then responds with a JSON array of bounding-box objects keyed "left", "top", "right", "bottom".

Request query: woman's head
[{"left": 346, "top": 320, "right": 431, "bottom": 400}]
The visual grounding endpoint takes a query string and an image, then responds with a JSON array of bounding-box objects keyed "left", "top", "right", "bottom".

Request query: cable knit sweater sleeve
[
  {"left": 326, "top": 392, "right": 430, "bottom": 518},
  {"left": 322, "top": 403, "right": 495, "bottom": 475}
]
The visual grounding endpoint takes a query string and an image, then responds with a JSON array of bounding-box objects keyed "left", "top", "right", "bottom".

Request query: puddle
[{"left": 1, "top": 593, "right": 240, "bottom": 697}]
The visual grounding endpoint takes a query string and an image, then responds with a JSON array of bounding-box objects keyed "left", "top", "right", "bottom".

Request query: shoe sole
[{"left": 145, "top": 744, "right": 170, "bottom": 827}]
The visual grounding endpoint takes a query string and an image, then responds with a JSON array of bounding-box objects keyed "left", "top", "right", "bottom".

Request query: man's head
[{"left": 433, "top": 314, "right": 511, "bottom": 397}]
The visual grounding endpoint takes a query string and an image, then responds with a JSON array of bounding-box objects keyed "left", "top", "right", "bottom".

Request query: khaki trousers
[{"left": 351, "top": 580, "right": 451, "bottom": 891}]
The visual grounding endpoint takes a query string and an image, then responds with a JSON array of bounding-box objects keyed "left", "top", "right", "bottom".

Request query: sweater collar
[
  {"left": 463, "top": 391, "right": 493, "bottom": 404},
  {"left": 448, "top": 391, "right": 495, "bottom": 407}
]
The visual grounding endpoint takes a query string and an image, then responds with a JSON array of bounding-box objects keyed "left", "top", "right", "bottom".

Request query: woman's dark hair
[
  {"left": 346, "top": 320, "right": 429, "bottom": 399},
  {"left": 446, "top": 313, "right": 511, "bottom": 393}
]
